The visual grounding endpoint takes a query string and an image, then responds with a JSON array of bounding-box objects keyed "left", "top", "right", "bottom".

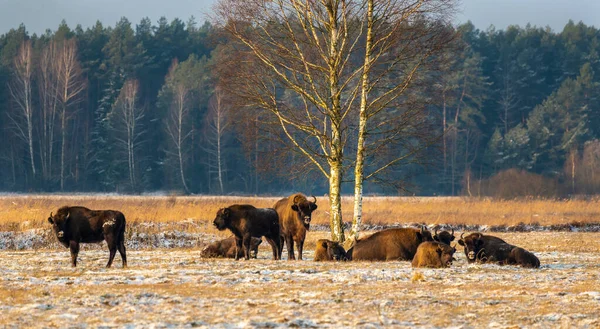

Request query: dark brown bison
[
  {"left": 457, "top": 233, "right": 540, "bottom": 268},
  {"left": 213, "top": 205, "right": 281, "bottom": 260},
  {"left": 313, "top": 239, "right": 348, "bottom": 261},
  {"left": 47, "top": 206, "right": 126, "bottom": 268},
  {"left": 433, "top": 228, "right": 455, "bottom": 245},
  {"left": 273, "top": 193, "right": 317, "bottom": 260},
  {"left": 412, "top": 241, "right": 456, "bottom": 268},
  {"left": 201, "top": 236, "right": 262, "bottom": 259},
  {"left": 346, "top": 227, "right": 433, "bottom": 261}
]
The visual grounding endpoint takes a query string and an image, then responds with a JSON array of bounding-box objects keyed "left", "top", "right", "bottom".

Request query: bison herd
[{"left": 46, "top": 193, "right": 540, "bottom": 270}]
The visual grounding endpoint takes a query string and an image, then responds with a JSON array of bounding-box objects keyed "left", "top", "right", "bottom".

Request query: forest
[{"left": 1, "top": 16, "right": 600, "bottom": 197}]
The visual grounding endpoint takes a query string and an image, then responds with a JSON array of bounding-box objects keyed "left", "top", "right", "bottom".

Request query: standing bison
[
  {"left": 201, "top": 236, "right": 262, "bottom": 259},
  {"left": 412, "top": 241, "right": 456, "bottom": 268},
  {"left": 313, "top": 239, "right": 348, "bottom": 261},
  {"left": 213, "top": 205, "right": 281, "bottom": 260},
  {"left": 47, "top": 206, "right": 127, "bottom": 268},
  {"left": 457, "top": 232, "right": 540, "bottom": 268},
  {"left": 346, "top": 227, "right": 433, "bottom": 261},
  {"left": 273, "top": 193, "right": 317, "bottom": 260}
]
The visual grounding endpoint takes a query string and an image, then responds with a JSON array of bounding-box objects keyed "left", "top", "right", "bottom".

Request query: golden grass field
[
  {"left": 0, "top": 232, "right": 599, "bottom": 328},
  {"left": 2, "top": 194, "right": 600, "bottom": 232},
  {"left": 1, "top": 194, "right": 600, "bottom": 327}
]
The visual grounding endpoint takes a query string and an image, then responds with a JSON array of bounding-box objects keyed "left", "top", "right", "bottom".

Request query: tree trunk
[
  {"left": 60, "top": 108, "right": 66, "bottom": 190},
  {"left": 349, "top": 0, "right": 374, "bottom": 241},
  {"left": 329, "top": 157, "right": 344, "bottom": 243}
]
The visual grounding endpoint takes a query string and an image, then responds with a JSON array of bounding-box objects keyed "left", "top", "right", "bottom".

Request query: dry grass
[
  {"left": 1, "top": 232, "right": 600, "bottom": 328},
  {"left": 2, "top": 194, "right": 600, "bottom": 232}
]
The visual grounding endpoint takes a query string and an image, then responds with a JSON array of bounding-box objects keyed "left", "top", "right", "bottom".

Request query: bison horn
[
  {"left": 451, "top": 228, "right": 454, "bottom": 236},
  {"left": 434, "top": 228, "right": 439, "bottom": 236},
  {"left": 293, "top": 195, "right": 302, "bottom": 204},
  {"left": 66, "top": 212, "right": 70, "bottom": 219},
  {"left": 460, "top": 232, "right": 464, "bottom": 239},
  {"left": 50, "top": 212, "right": 53, "bottom": 217},
  {"left": 310, "top": 195, "right": 317, "bottom": 204}
]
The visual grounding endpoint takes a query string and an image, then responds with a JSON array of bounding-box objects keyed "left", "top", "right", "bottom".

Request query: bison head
[
  {"left": 433, "top": 228, "right": 455, "bottom": 245},
  {"left": 458, "top": 232, "right": 485, "bottom": 263},
  {"left": 320, "top": 239, "right": 348, "bottom": 261},
  {"left": 291, "top": 195, "right": 318, "bottom": 227},
  {"left": 48, "top": 210, "right": 70, "bottom": 246},
  {"left": 213, "top": 208, "right": 231, "bottom": 231},
  {"left": 437, "top": 244, "right": 457, "bottom": 267}
]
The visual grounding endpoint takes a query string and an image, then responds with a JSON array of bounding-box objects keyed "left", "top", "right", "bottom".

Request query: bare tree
[
  {"left": 204, "top": 89, "right": 230, "bottom": 194},
  {"left": 7, "top": 40, "right": 36, "bottom": 178},
  {"left": 37, "top": 41, "right": 60, "bottom": 183},
  {"left": 55, "top": 39, "right": 86, "bottom": 190},
  {"left": 215, "top": 0, "right": 367, "bottom": 241},
  {"left": 164, "top": 61, "right": 194, "bottom": 194},
  {"left": 348, "top": 0, "right": 457, "bottom": 240},
  {"left": 112, "top": 79, "right": 144, "bottom": 191},
  {"left": 216, "top": 0, "right": 456, "bottom": 242}
]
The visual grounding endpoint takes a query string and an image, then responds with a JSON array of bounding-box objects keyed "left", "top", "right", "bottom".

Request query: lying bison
[
  {"left": 47, "top": 206, "right": 127, "bottom": 268},
  {"left": 313, "top": 239, "right": 348, "bottom": 261},
  {"left": 412, "top": 241, "right": 456, "bottom": 268},
  {"left": 273, "top": 193, "right": 318, "bottom": 260},
  {"left": 346, "top": 227, "right": 433, "bottom": 261},
  {"left": 433, "top": 228, "right": 455, "bottom": 245},
  {"left": 213, "top": 205, "right": 281, "bottom": 260},
  {"left": 457, "top": 232, "right": 540, "bottom": 268},
  {"left": 201, "top": 236, "right": 262, "bottom": 259}
]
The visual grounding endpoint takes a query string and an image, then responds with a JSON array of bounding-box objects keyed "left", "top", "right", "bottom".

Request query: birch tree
[
  {"left": 7, "top": 40, "right": 36, "bottom": 178},
  {"left": 37, "top": 41, "right": 59, "bottom": 183},
  {"left": 215, "top": 0, "right": 365, "bottom": 241},
  {"left": 112, "top": 79, "right": 145, "bottom": 191},
  {"left": 55, "top": 39, "right": 86, "bottom": 190},
  {"left": 348, "top": 0, "right": 457, "bottom": 241},
  {"left": 204, "top": 89, "right": 230, "bottom": 194},
  {"left": 215, "top": 0, "right": 456, "bottom": 242}
]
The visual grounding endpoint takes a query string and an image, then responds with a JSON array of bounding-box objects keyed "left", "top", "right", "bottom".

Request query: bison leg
[
  {"left": 105, "top": 235, "right": 117, "bottom": 268},
  {"left": 278, "top": 236, "right": 285, "bottom": 259},
  {"left": 296, "top": 239, "right": 305, "bottom": 261},
  {"left": 117, "top": 232, "right": 127, "bottom": 268},
  {"left": 264, "top": 237, "right": 279, "bottom": 260},
  {"left": 234, "top": 237, "right": 243, "bottom": 261},
  {"left": 242, "top": 235, "right": 252, "bottom": 261},
  {"left": 69, "top": 241, "right": 80, "bottom": 267},
  {"left": 285, "top": 235, "right": 295, "bottom": 260}
]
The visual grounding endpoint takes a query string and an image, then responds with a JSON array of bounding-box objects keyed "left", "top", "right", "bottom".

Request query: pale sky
[{"left": 1, "top": 0, "right": 599, "bottom": 35}]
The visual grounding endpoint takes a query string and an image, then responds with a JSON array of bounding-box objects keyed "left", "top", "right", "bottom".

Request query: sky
[{"left": 1, "top": 0, "right": 600, "bottom": 35}]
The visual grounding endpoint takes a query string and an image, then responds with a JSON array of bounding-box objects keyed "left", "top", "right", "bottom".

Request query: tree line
[{"left": 1, "top": 14, "right": 600, "bottom": 197}]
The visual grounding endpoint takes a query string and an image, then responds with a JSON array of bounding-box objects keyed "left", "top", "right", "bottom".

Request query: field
[{"left": 1, "top": 195, "right": 600, "bottom": 328}]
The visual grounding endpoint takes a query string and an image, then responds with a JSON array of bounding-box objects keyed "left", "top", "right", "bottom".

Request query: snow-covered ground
[{"left": 0, "top": 232, "right": 599, "bottom": 328}]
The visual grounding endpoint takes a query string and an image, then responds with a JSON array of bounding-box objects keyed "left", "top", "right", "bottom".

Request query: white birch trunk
[{"left": 350, "top": 0, "right": 374, "bottom": 241}]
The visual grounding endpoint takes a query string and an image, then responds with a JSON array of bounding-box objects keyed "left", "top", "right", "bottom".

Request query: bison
[
  {"left": 47, "top": 206, "right": 127, "bottom": 268},
  {"left": 313, "top": 239, "right": 348, "bottom": 261},
  {"left": 457, "top": 232, "right": 540, "bottom": 268},
  {"left": 213, "top": 204, "right": 281, "bottom": 260},
  {"left": 411, "top": 241, "right": 456, "bottom": 268},
  {"left": 273, "top": 193, "right": 318, "bottom": 260},
  {"left": 346, "top": 227, "right": 433, "bottom": 261},
  {"left": 201, "top": 236, "right": 262, "bottom": 259},
  {"left": 433, "top": 228, "right": 455, "bottom": 245}
]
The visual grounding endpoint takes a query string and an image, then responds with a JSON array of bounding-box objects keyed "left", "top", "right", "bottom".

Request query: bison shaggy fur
[
  {"left": 273, "top": 193, "right": 318, "bottom": 260},
  {"left": 411, "top": 241, "right": 456, "bottom": 268},
  {"left": 347, "top": 227, "right": 433, "bottom": 261},
  {"left": 313, "top": 239, "right": 348, "bottom": 261},
  {"left": 213, "top": 204, "right": 281, "bottom": 260},
  {"left": 201, "top": 236, "right": 262, "bottom": 259},
  {"left": 48, "top": 206, "right": 126, "bottom": 268},
  {"left": 458, "top": 232, "right": 540, "bottom": 268}
]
